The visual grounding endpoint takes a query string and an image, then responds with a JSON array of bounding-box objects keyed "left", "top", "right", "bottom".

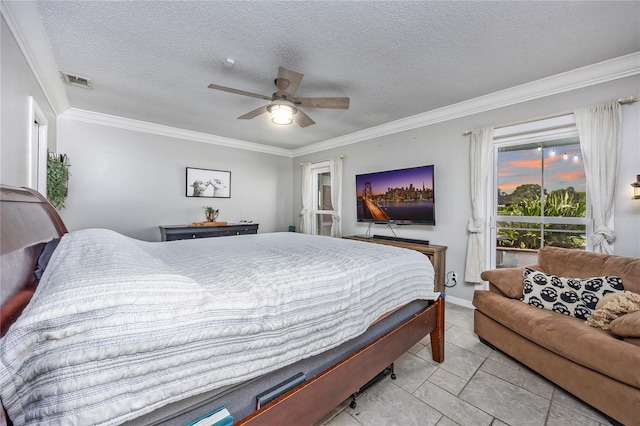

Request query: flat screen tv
[{"left": 356, "top": 165, "right": 435, "bottom": 225}]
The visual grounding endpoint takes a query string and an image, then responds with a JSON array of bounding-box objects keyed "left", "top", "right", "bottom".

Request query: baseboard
[{"left": 443, "top": 295, "right": 474, "bottom": 309}]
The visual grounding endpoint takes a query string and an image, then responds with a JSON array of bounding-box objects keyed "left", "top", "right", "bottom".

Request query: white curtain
[
  {"left": 465, "top": 126, "right": 494, "bottom": 283},
  {"left": 329, "top": 156, "right": 343, "bottom": 237},
  {"left": 574, "top": 101, "right": 622, "bottom": 254},
  {"left": 299, "top": 162, "right": 312, "bottom": 234}
]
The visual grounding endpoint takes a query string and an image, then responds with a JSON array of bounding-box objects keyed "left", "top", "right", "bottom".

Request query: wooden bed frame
[{"left": 0, "top": 185, "right": 444, "bottom": 425}]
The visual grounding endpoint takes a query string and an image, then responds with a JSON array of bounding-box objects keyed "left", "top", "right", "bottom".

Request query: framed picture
[{"left": 186, "top": 167, "right": 231, "bottom": 198}]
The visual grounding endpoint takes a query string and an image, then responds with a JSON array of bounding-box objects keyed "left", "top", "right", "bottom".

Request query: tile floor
[{"left": 317, "top": 302, "right": 612, "bottom": 426}]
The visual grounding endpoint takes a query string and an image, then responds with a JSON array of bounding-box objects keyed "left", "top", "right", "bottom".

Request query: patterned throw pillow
[{"left": 521, "top": 268, "right": 624, "bottom": 320}]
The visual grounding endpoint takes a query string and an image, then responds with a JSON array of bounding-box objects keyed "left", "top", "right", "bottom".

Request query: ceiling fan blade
[
  {"left": 293, "top": 109, "right": 315, "bottom": 127},
  {"left": 208, "top": 84, "right": 272, "bottom": 101},
  {"left": 276, "top": 66, "right": 304, "bottom": 98},
  {"left": 294, "top": 97, "right": 350, "bottom": 109},
  {"left": 238, "top": 105, "right": 269, "bottom": 119}
]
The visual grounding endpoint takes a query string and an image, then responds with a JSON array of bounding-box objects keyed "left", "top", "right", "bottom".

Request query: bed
[{"left": 0, "top": 185, "right": 444, "bottom": 425}]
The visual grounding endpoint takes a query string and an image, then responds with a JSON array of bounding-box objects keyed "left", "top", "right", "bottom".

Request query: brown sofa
[{"left": 473, "top": 246, "right": 640, "bottom": 426}]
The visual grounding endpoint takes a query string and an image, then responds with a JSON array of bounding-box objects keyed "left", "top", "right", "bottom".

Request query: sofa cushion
[
  {"left": 521, "top": 268, "right": 624, "bottom": 320},
  {"left": 610, "top": 310, "right": 640, "bottom": 338},
  {"left": 624, "top": 337, "right": 640, "bottom": 347},
  {"left": 473, "top": 289, "right": 640, "bottom": 389},
  {"left": 537, "top": 246, "right": 640, "bottom": 294}
]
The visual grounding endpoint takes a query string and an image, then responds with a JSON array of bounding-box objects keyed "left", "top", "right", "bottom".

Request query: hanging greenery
[{"left": 47, "top": 151, "right": 71, "bottom": 210}]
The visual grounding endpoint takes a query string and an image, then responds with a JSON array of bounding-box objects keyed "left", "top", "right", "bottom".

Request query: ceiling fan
[{"left": 208, "top": 66, "right": 350, "bottom": 127}]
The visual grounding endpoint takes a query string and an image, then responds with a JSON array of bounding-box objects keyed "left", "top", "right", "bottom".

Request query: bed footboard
[{"left": 238, "top": 296, "right": 444, "bottom": 426}]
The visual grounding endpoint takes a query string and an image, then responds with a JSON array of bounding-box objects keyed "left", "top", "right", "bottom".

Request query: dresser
[
  {"left": 159, "top": 223, "right": 259, "bottom": 241},
  {"left": 343, "top": 235, "right": 447, "bottom": 293}
]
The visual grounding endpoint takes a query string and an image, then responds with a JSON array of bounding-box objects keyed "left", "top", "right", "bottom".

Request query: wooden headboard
[{"left": 0, "top": 185, "right": 67, "bottom": 336}]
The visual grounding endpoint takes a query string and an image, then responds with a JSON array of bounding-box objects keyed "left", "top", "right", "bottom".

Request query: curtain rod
[
  {"left": 300, "top": 154, "right": 344, "bottom": 166},
  {"left": 462, "top": 95, "right": 638, "bottom": 136}
]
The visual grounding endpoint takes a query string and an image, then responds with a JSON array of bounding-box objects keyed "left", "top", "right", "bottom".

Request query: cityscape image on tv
[{"left": 356, "top": 165, "right": 435, "bottom": 224}]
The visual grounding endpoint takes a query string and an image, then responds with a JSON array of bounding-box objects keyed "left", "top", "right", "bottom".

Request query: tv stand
[
  {"left": 372, "top": 234, "right": 430, "bottom": 246},
  {"left": 344, "top": 235, "right": 447, "bottom": 293}
]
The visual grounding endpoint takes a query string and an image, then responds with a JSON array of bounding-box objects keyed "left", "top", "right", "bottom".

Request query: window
[
  {"left": 311, "top": 163, "right": 333, "bottom": 236},
  {"left": 300, "top": 158, "right": 342, "bottom": 236},
  {"left": 491, "top": 119, "right": 591, "bottom": 268}
]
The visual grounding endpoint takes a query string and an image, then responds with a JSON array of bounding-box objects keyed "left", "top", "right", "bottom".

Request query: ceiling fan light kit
[
  {"left": 208, "top": 66, "right": 350, "bottom": 127},
  {"left": 267, "top": 100, "right": 296, "bottom": 125}
]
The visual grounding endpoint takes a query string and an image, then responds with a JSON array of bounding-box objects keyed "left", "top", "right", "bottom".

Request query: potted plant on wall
[{"left": 47, "top": 151, "right": 71, "bottom": 210}]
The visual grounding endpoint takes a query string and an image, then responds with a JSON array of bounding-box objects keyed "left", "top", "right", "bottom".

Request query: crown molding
[
  {"left": 60, "top": 108, "right": 293, "bottom": 157},
  {"left": 292, "top": 52, "right": 640, "bottom": 157},
  {"left": 1, "top": 0, "right": 70, "bottom": 115}
]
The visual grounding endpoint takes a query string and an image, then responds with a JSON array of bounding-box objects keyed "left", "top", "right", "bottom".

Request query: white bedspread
[{"left": 0, "top": 230, "right": 437, "bottom": 425}]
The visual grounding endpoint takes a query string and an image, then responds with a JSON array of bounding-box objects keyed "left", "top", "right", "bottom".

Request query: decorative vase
[{"left": 206, "top": 211, "right": 219, "bottom": 222}]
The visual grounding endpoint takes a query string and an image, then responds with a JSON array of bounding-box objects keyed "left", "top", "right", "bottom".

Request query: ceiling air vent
[{"left": 61, "top": 72, "right": 92, "bottom": 89}]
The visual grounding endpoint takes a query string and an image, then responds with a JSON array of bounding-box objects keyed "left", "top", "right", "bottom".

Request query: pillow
[
  {"left": 521, "top": 268, "right": 624, "bottom": 320},
  {"left": 480, "top": 267, "right": 525, "bottom": 299},
  {"left": 611, "top": 311, "right": 640, "bottom": 337},
  {"left": 34, "top": 237, "right": 61, "bottom": 280},
  {"left": 585, "top": 291, "right": 640, "bottom": 331}
]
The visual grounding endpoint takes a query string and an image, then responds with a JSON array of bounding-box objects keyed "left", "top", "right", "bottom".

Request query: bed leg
[
  {"left": 430, "top": 296, "right": 445, "bottom": 363},
  {"left": 348, "top": 363, "right": 395, "bottom": 409}
]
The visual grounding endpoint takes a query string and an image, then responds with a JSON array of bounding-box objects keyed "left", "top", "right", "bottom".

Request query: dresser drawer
[{"left": 160, "top": 224, "right": 259, "bottom": 241}]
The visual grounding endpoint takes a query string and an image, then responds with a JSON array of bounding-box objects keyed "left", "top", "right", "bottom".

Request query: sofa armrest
[{"left": 480, "top": 267, "right": 526, "bottom": 299}]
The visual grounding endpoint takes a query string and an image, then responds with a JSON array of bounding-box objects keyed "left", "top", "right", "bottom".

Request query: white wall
[
  {"left": 57, "top": 118, "right": 294, "bottom": 241},
  {"left": 293, "top": 76, "right": 640, "bottom": 304},
  {"left": 1, "top": 16, "right": 57, "bottom": 186}
]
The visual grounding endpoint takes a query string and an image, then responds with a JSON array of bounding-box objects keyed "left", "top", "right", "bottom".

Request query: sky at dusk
[
  {"left": 356, "top": 165, "right": 434, "bottom": 196},
  {"left": 498, "top": 143, "right": 585, "bottom": 194}
]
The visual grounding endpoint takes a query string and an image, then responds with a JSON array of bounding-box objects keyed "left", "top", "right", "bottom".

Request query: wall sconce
[
  {"left": 267, "top": 100, "right": 296, "bottom": 125},
  {"left": 632, "top": 175, "right": 640, "bottom": 200}
]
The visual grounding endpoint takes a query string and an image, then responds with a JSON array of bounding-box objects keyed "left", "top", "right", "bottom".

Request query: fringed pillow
[
  {"left": 521, "top": 268, "right": 624, "bottom": 320},
  {"left": 585, "top": 291, "right": 640, "bottom": 331}
]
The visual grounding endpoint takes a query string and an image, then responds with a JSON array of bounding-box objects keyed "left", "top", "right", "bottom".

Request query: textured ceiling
[{"left": 35, "top": 1, "right": 640, "bottom": 149}]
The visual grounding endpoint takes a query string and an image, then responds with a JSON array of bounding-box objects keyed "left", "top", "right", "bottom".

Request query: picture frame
[{"left": 186, "top": 167, "right": 231, "bottom": 198}]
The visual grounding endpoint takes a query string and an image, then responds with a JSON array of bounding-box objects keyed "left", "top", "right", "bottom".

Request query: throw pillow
[
  {"left": 586, "top": 291, "right": 640, "bottom": 331},
  {"left": 480, "top": 267, "right": 525, "bottom": 299},
  {"left": 521, "top": 268, "right": 624, "bottom": 320},
  {"left": 34, "top": 237, "right": 61, "bottom": 280},
  {"left": 610, "top": 310, "right": 640, "bottom": 337}
]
